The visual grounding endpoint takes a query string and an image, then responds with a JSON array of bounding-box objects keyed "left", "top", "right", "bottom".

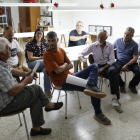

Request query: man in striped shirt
[{"left": 0, "top": 37, "right": 63, "bottom": 136}]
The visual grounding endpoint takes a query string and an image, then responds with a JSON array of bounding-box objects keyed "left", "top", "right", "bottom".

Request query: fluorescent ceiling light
[{"left": 0, "top": 3, "right": 78, "bottom": 7}]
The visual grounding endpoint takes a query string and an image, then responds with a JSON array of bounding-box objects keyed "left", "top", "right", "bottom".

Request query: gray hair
[
  {"left": 126, "top": 27, "right": 135, "bottom": 35},
  {"left": 0, "top": 37, "right": 9, "bottom": 53},
  {"left": 76, "top": 21, "right": 83, "bottom": 26}
]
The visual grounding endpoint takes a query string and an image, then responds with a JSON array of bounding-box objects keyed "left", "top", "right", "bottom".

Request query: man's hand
[
  {"left": 25, "top": 76, "right": 34, "bottom": 84},
  {"left": 18, "top": 66, "right": 23, "bottom": 71},
  {"left": 121, "top": 65, "right": 129, "bottom": 71},
  {"left": 83, "top": 61, "right": 88, "bottom": 68},
  {"left": 27, "top": 71, "right": 38, "bottom": 80},
  {"left": 82, "top": 35, "right": 88, "bottom": 39},
  {"left": 99, "top": 67, "right": 106, "bottom": 75}
]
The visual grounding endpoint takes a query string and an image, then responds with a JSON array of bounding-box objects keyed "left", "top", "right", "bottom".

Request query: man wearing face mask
[{"left": 78, "top": 30, "right": 123, "bottom": 113}]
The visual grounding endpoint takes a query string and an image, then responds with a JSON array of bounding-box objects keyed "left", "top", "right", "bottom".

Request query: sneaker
[
  {"left": 84, "top": 85, "right": 107, "bottom": 99},
  {"left": 128, "top": 85, "right": 138, "bottom": 94},
  {"left": 120, "top": 86, "right": 126, "bottom": 93},
  {"left": 30, "top": 127, "right": 52, "bottom": 136},
  {"left": 94, "top": 113, "right": 111, "bottom": 125},
  {"left": 111, "top": 98, "right": 123, "bottom": 113},
  {"left": 44, "top": 102, "right": 63, "bottom": 112}
]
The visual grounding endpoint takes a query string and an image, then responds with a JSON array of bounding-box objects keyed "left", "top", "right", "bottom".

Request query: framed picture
[
  {"left": 41, "top": 9, "right": 51, "bottom": 16},
  {"left": 89, "top": 25, "right": 112, "bottom": 36}
]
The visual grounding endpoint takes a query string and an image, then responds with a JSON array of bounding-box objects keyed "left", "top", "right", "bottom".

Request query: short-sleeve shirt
[
  {"left": 68, "top": 29, "right": 87, "bottom": 47},
  {"left": 0, "top": 60, "right": 18, "bottom": 111},
  {"left": 7, "top": 39, "right": 21, "bottom": 66},
  {"left": 113, "top": 38, "right": 138, "bottom": 64},
  {"left": 43, "top": 47, "right": 73, "bottom": 86},
  {"left": 25, "top": 40, "right": 49, "bottom": 63}
]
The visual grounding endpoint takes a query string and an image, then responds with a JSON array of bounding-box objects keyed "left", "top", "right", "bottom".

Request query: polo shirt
[{"left": 113, "top": 38, "right": 138, "bottom": 64}]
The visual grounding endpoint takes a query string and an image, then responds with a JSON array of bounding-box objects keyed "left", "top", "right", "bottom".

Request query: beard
[
  {"left": 50, "top": 44, "right": 57, "bottom": 49},
  {"left": 8, "top": 38, "right": 13, "bottom": 43},
  {"left": 98, "top": 41, "right": 103, "bottom": 45}
]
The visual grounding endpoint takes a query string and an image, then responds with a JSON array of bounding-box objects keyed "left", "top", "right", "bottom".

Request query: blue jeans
[
  {"left": 28, "top": 59, "right": 51, "bottom": 93},
  {"left": 98, "top": 64, "right": 120, "bottom": 99},
  {"left": 61, "top": 63, "right": 102, "bottom": 115}
]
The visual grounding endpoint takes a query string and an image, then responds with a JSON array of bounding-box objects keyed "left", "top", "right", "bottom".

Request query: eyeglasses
[{"left": 37, "top": 33, "right": 43, "bottom": 35}]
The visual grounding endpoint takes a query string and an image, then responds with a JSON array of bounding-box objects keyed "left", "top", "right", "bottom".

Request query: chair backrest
[{"left": 88, "top": 54, "right": 94, "bottom": 64}]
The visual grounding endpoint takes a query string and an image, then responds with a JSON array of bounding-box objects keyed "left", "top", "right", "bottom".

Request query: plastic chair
[{"left": 0, "top": 107, "right": 29, "bottom": 140}]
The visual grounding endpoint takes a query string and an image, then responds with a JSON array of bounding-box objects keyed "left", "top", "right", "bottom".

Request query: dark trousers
[
  {"left": 98, "top": 64, "right": 120, "bottom": 99},
  {"left": 61, "top": 63, "right": 102, "bottom": 115},
  {"left": 0, "top": 85, "right": 49, "bottom": 127},
  {"left": 110, "top": 60, "right": 140, "bottom": 87}
]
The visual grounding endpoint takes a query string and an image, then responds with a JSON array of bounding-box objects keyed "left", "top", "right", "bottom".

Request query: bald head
[
  {"left": 97, "top": 31, "right": 108, "bottom": 45},
  {"left": 0, "top": 37, "right": 9, "bottom": 53},
  {"left": 3, "top": 26, "right": 14, "bottom": 43}
]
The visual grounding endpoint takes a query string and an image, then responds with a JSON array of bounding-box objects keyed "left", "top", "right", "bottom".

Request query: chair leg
[
  {"left": 124, "top": 72, "right": 126, "bottom": 90},
  {"left": 57, "top": 90, "right": 61, "bottom": 102},
  {"left": 100, "top": 77, "right": 103, "bottom": 91},
  {"left": 39, "top": 73, "right": 40, "bottom": 85},
  {"left": 77, "top": 92, "right": 81, "bottom": 109},
  {"left": 65, "top": 91, "right": 67, "bottom": 119},
  {"left": 18, "top": 114, "right": 22, "bottom": 126},
  {"left": 22, "top": 112, "right": 30, "bottom": 140},
  {"left": 51, "top": 88, "right": 54, "bottom": 96}
]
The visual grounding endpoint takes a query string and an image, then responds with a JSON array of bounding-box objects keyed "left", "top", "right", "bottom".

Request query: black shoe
[
  {"left": 120, "top": 86, "right": 126, "bottom": 93},
  {"left": 30, "top": 127, "right": 52, "bottom": 136},
  {"left": 128, "top": 86, "right": 138, "bottom": 94},
  {"left": 45, "top": 102, "right": 63, "bottom": 112}
]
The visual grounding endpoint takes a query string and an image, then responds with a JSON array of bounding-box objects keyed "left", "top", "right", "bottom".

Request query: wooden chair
[{"left": 0, "top": 107, "right": 30, "bottom": 140}]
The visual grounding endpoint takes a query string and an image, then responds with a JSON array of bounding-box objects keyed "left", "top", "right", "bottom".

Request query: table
[
  {"left": 63, "top": 45, "right": 88, "bottom": 73},
  {"left": 14, "top": 30, "right": 70, "bottom": 53}
]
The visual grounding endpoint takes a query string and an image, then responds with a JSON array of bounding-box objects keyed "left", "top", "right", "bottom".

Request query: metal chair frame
[
  {"left": 0, "top": 108, "right": 29, "bottom": 140},
  {"left": 52, "top": 85, "right": 81, "bottom": 119}
]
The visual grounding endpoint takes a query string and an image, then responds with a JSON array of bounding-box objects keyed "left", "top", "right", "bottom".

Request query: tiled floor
[
  {"left": 1, "top": 68, "right": 140, "bottom": 140},
  {"left": 1, "top": 44, "right": 140, "bottom": 140}
]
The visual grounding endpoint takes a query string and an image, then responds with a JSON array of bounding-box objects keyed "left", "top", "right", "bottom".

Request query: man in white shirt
[
  {"left": 3, "top": 26, "right": 30, "bottom": 82},
  {"left": 3, "top": 26, "right": 24, "bottom": 70}
]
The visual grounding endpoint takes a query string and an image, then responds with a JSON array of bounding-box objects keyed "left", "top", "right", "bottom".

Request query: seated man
[
  {"left": 136, "top": 38, "right": 140, "bottom": 64},
  {"left": 68, "top": 21, "right": 91, "bottom": 72},
  {"left": 0, "top": 37, "right": 63, "bottom": 136},
  {"left": 112, "top": 27, "right": 140, "bottom": 94},
  {"left": 78, "top": 30, "right": 123, "bottom": 113},
  {"left": 3, "top": 26, "right": 30, "bottom": 82},
  {"left": 43, "top": 31, "right": 111, "bottom": 125}
]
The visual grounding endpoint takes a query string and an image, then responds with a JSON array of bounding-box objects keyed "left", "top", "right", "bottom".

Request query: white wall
[
  {"left": 75, "top": 0, "right": 140, "bottom": 7},
  {"left": 73, "top": 9, "right": 140, "bottom": 42},
  {"left": 11, "top": 7, "right": 19, "bottom": 33}
]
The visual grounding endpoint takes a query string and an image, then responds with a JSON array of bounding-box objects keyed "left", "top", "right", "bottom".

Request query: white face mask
[{"left": 98, "top": 41, "right": 103, "bottom": 45}]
